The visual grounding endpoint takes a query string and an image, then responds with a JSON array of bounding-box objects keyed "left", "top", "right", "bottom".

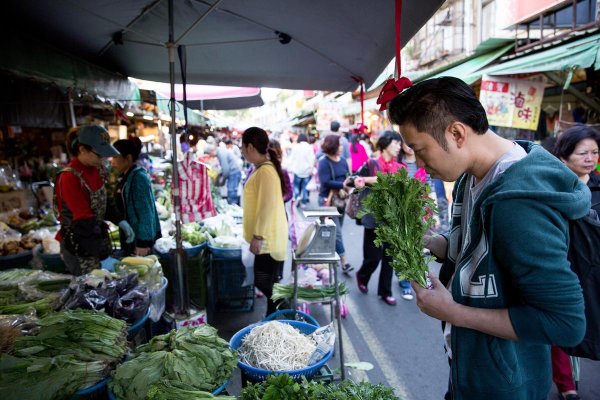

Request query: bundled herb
[
  {"left": 359, "top": 169, "right": 437, "bottom": 288},
  {"left": 271, "top": 283, "right": 349, "bottom": 303},
  {"left": 110, "top": 325, "right": 237, "bottom": 400},
  {"left": 241, "top": 373, "right": 402, "bottom": 400}
]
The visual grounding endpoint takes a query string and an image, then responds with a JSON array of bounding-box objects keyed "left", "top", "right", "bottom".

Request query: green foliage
[
  {"left": 241, "top": 374, "right": 402, "bottom": 400},
  {"left": 271, "top": 283, "right": 349, "bottom": 302},
  {"left": 358, "top": 169, "right": 437, "bottom": 288},
  {"left": 0, "top": 310, "right": 128, "bottom": 400},
  {"left": 0, "top": 354, "right": 109, "bottom": 400},
  {"left": 110, "top": 325, "right": 237, "bottom": 400},
  {"left": 12, "top": 309, "right": 128, "bottom": 361},
  {"left": 146, "top": 379, "right": 235, "bottom": 399}
]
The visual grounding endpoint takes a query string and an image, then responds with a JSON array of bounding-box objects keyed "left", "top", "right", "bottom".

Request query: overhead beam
[{"left": 544, "top": 71, "right": 600, "bottom": 114}]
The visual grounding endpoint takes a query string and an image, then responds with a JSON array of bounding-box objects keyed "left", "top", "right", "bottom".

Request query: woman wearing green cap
[{"left": 54, "top": 125, "right": 132, "bottom": 275}]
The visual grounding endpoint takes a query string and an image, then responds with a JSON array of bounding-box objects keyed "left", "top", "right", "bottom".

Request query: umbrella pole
[{"left": 168, "top": 0, "right": 189, "bottom": 318}]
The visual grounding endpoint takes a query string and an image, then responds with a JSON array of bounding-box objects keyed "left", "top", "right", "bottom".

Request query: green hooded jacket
[{"left": 441, "top": 141, "right": 588, "bottom": 400}]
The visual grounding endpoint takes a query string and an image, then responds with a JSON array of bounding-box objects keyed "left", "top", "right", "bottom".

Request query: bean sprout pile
[{"left": 238, "top": 321, "right": 317, "bottom": 371}]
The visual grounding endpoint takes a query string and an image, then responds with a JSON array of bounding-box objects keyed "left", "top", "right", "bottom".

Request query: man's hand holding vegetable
[{"left": 411, "top": 272, "right": 518, "bottom": 341}]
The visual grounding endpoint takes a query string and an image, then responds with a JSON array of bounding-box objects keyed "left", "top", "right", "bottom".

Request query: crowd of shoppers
[{"left": 52, "top": 107, "right": 600, "bottom": 400}]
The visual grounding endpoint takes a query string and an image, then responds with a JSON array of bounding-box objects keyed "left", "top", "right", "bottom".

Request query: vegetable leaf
[{"left": 359, "top": 169, "right": 437, "bottom": 288}]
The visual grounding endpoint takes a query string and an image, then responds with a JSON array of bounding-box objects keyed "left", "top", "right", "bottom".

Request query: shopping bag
[
  {"left": 306, "top": 177, "right": 317, "bottom": 192},
  {"left": 241, "top": 240, "right": 255, "bottom": 287},
  {"left": 327, "top": 188, "right": 348, "bottom": 209},
  {"left": 345, "top": 189, "right": 361, "bottom": 219}
]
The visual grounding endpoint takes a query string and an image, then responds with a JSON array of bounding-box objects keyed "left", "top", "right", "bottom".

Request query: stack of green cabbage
[
  {"left": 0, "top": 310, "right": 128, "bottom": 400},
  {"left": 110, "top": 325, "right": 237, "bottom": 400}
]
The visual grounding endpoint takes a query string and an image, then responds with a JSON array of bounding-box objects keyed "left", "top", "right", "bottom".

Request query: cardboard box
[{"left": 173, "top": 308, "right": 208, "bottom": 329}]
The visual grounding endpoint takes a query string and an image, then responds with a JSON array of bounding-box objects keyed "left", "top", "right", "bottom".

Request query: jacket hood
[{"left": 483, "top": 141, "right": 590, "bottom": 220}]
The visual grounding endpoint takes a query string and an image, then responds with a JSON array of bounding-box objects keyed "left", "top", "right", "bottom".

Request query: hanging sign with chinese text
[{"left": 479, "top": 75, "right": 545, "bottom": 130}]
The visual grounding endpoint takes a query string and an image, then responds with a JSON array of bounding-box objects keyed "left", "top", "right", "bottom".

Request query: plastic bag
[
  {"left": 113, "top": 285, "right": 150, "bottom": 323},
  {"left": 148, "top": 277, "right": 168, "bottom": 322},
  {"left": 307, "top": 323, "right": 336, "bottom": 365},
  {"left": 62, "top": 272, "right": 138, "bottom": 314},
  {"left": 63, "top": 284, "right": 119, "bottom": 312},
  {"left": 241, "top": 240, "right": 254, "bottom": 287}
]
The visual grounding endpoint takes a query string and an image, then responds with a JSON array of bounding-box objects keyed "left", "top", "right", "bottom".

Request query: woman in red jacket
[{"left": 54, "top": 125, "right": 124, "bottom": 275}]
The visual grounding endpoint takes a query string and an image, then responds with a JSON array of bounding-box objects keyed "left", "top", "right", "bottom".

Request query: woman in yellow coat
[{"left": 241, "top": 127, "right": 289, "bottom": 317}]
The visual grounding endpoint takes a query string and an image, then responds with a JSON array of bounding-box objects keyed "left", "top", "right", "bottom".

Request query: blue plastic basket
[
  {"left": 208, "top": 244, "right": 241, "bottom": 259},
  {"left": 0, "top": 250, "right": 33, "bottom": 269},
  {"left": 127, "top": 309, "right": 150, "bottom": 339},
  {"left": 264, "top": 309, "right": 319, "bottom": 327},
  {"left": 229, "top": 320, "right": 333, "bottom": 382},
  {"left": 75, "top": 376, "right": 110, "bottom": 396},
  {"left": 185, "top": 241, "right": 207, "bottom": 258}
]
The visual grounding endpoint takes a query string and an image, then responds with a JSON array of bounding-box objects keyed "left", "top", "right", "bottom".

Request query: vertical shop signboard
[{"left": 479, "top": 75, "right": 545, "bottom": 130}]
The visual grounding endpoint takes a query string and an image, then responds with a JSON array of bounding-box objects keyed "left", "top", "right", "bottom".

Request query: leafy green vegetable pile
[
  {"left": 0, "top": 354, "right": 110, "bottom": 400},
  {"left": 146, "top": 380, "right": 235, "bottom": 399},
  {"left": 271, "top": 283, "right": 349, "bottom": 303},
  {"left": 110, "top": 325, "right": 237, "bottom": 400},
  {"left": 0, "top": 310, "right": 128, "bottom": 400},
  {"left": 11, "top": 309, "right": 128, "bottom": 361},
  {"left": 182, "top": 223, "right": 210, "bottom": 246},
  {"left": 241, "top": 374, "right": 402, "bottom": 400},
  {"left": 0, "top": 269, "right": 71, "bottom": 316},
  {"left": 359, "top": 169, "right": 437, "bottom": 288}
]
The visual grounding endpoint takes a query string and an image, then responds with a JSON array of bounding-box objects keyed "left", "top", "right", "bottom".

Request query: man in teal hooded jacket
[{"left": 388, "top": 77, "right": 588, "bottom": 400}]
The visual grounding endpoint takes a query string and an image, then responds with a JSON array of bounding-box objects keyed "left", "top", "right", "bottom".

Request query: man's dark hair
[
  {"left": 330, "top": 121, "right": 340, "bottom": 132},
  {"left": 553, "top": 125, "right": 600, "bottom": 160},
  {"left": 297, "top": 133, "right": 308, "bottom": 143},
  {"left": 388, "top": 77, "right": 489, "bottom": 150},
  {"left": 377, "top": 130, "right": 402, "bottom": 152}
]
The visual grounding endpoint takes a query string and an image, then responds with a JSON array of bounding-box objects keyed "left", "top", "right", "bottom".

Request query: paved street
[{"left": 213, "top": 204, "right": 600, "bottom": 399}]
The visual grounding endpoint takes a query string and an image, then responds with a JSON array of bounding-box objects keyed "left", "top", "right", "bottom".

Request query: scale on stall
[
  {"left": 292, "top": 206, "right": 346, "bottom": 380},
  {"left": 295, "top": 207, "right": 340, "bottom": 259}
]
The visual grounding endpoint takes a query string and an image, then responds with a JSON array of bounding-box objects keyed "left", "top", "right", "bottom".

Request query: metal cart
[{"left": 291, "top": 207, "right": 346, "bottom": 380}]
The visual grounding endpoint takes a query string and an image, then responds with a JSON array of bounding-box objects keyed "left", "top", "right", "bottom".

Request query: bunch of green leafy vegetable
[
  {"left": 271, "top": 283, "right": 349, "bottom": 303},
  {"left": 110, "top": 325, "right": 237, "bottom": 400},
  {"left": 0, "top": 269, "right": 71, "bottom": 294},
  {"left": 0, "top": 310, "right": 128, "bottom": 400},
  {"left": 358, "top": 168, "right": 437, "bottom": 288},
  {"left": 0, "top": 292, "right": 61, "bottom": 317},
  {"left": 146, "top": 380, "right": 235, "bottom": 400},
  {"left": 241, "top": 374, "right": 402, "bottom": 400},
  {"left": 0, "top": 353, "right": 110, "bottom": 400},
  {"left": 12, "top": 309, "right": 128, "bottom": 361}
]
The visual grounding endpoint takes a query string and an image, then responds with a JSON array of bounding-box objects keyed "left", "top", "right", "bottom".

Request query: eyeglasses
[{"left": 89, "top": 149, "right": 102, "bottom": 158}]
